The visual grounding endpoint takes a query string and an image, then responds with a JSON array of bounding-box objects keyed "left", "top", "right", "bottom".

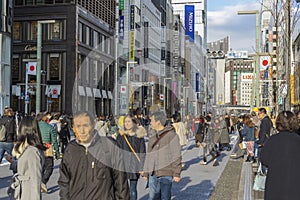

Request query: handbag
[
  {"left": 44, "top": 144, "right": 53, "bottom": 157},
  {"left": 238, "top": 141, "right": 247, "bottom": 150},
  {"left": 253, "top": 162, "right": 266, "bottom": 191}
]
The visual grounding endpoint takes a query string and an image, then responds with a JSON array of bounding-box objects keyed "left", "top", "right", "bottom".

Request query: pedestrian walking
[
  {"left": 37, "top": 112, "right": 59, "bottom": 193},
  {"left": 261, "top": 111, "right": 300, "bottom": 200},
  {"left": 142, "top": 111, "right": 182, "bottom": 200},
  {"left": 58, "top": 111, "right": 129, "bottom": 200},
  {"left": 10, "top": 116, "right": 46, "bottom": 200},
  {"left": 241, "top": 115, "right": 255, "bottom": 162},
  {"left": 58, "top": 118, "right": 70, "bottom": 156},
  {"left": 218, "top": 115, "right": 231, "bottom": 151},
  {"left": 116, "top": 114, "right": 146, "bottom": 200},
  {"left": 0, "top": 107, "right": 17, "bottom": 164}
]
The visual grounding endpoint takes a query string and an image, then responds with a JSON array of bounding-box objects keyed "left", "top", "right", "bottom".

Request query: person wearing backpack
[{"left": 0, "top": 107, "right": 17, "bottom": 164}]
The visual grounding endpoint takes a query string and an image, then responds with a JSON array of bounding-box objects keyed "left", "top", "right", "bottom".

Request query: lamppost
[
  {"left": 237, "top": 10, "right": 260, "bottom": 108},
  {"left": 126, "top": 61, "right": 137, "bottom": 113},
  {"left": 36, "top": 20, "right": 55, "bottom": 114},
  {"left": 163, "top": 77, "right": 171, "bottom": 113}
]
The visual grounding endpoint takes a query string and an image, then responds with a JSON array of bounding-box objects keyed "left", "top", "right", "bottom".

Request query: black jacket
[
  {"left": 58, "top": 132, "right": 129, "bottom": 200},
  {"left": 257, "top": 115, "right": 272, "bottom": 146},
  {"left": 0, "top": 116, "right": 16, "bottom": 142},
  {"left": 261, "top": 132, "right": 300, "bottom": 200},
  {"left": 116, "top": 127, "right": 146, "bottom": 180}
]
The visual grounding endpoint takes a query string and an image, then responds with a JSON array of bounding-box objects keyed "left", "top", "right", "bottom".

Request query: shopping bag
[
  {"left": 253, "top": 173, "right": 266, "bottom": 191},
  {"left": 253, "top": 162, "right": 266, "bottom": 191}
]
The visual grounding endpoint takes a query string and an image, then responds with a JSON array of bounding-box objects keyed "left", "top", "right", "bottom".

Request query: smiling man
[{"left": 58, "top": 111, "right": 129, "bottom": 200}]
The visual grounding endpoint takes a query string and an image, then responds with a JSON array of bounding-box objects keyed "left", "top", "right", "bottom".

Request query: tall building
[
  {"left": 0, "top": 0, "right": 13, "bottom": 114},
  {"left": 12, "top": 0, "right": 116, "bottom": 116}
]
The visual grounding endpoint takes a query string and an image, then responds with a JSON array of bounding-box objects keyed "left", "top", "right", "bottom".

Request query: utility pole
[
  {"left": 285, "top": 0, "right": 291, "bottom": 110},
  {"left": 114, "top": 0, "right": 119, "bottom": 117}
]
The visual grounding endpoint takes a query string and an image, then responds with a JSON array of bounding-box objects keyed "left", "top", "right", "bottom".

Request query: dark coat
[
  {"left": 116, "top": 126, "right": 146, "bottom": 180},
  {"left": 58, "top": 132, "right": 129, "bottom": 200},
  {"left": 241, "top": 125, "right": 255, "bottom": 141},
  {"left": 261, "top": 132, "right": 300, "bottom": 200},
  {"left": 257, "top": 115, "right": 272, "bottom": 146},
  {"left": 0, "top": 116, "right": 17, "bottom": 142}
]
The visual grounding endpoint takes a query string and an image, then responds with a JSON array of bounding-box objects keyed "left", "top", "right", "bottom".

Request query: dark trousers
[{"left": 42, "top": 156, "right": 54, "bottom": 184}]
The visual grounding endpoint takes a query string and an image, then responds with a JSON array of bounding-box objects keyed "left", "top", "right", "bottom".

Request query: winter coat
[
  {"left": 172, "top": 122, "right": 188, "bottom": 146},
  {"left": 58, "top": 132, "right": 129, "bottom": 200},
  {"left": 257, "top": 115, "right": 273, "bottom": 146},
  {"left": 38, "top": 121, "right": 59, "bottom": 152},
  {"left": 219, "top": 120, "right": 230, "bottom": 144},
  {"left": 241, "top": 125, "right": 255, "bottom": 141},
  {"left": 12, "top": 143, "right": 44, "bottom": 200},
  {"left": 59, "top": 124, "right": 70, "bottom": 143},
  {"left": 0, "top": 116, "right": 17, "bottom": 142},
  {"left": 143, "top": 126, "right": 181, "bottom": 178},
  {"left": 261, "top": 132, "right": 300, "bottom": 200},
  {"left": 116, "top": 126, "right": 146, "bottom": 180}
]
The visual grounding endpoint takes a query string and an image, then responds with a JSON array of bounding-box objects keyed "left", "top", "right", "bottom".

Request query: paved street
[{"left": 0, "top": 134, "right": 238, "bottom": 200}]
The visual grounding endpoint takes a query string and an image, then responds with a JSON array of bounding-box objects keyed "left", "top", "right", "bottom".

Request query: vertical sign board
[
  {"left": 130, "top": 5, "right": 135, "bottom": 31},
  {"left": 129, "top": 31, "right": 135, "bottom": 61},
  {"left": 129, "top": 5, "right": 135, "bottom": 61},
  {"left": 119, "top": 16, "right": 124, "bottom": 40},
  {"left": 120, "top": 0, "right": 124, "bottom": 10},
  {"left": 185, "top": 5, "right": 195, "bottom": 42},
  {"left": 144, "top": 22, "right": 149, "bottom": 58},
  {"left": 196, "top": 73, "right": 199, "bottom": 99}
]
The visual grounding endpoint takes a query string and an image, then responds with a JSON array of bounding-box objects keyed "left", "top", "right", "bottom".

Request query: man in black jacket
[
  {"left": 0, "top": 107, "right": 17, "bottom": 164},
  {"left": 58, "top": 111, "right": 129, "bottom": 200}
]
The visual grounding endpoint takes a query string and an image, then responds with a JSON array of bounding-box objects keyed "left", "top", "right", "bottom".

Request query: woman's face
[{"left": 124, "top": 117, "right": 134, "bottom": 131}]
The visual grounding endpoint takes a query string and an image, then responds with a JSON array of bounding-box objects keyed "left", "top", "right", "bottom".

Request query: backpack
[{"left": 0, "top": 124, "right": 7, "bottom": 141}]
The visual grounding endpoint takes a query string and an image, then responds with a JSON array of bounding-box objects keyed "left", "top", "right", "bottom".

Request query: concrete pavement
[{"left": 0, "top": 133, "right": 239, "bottom": 200}]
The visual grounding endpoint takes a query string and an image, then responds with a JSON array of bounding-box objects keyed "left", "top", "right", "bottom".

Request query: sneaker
[
  {"left": 200, "top": 161, "right": 207, "bottom": 165},
  {"left": 213, "top": 159, "right": 219, "bottom": 167},
  {"left": 41, "top": 183, "right": 48, "bottom": 193}
]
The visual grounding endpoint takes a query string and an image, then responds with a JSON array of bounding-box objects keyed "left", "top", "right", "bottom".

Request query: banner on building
[
  {"left": 120, "top": 0, "right": 124, "bottom": 10},
  {"left": 129, "top": 31, "right": 135, "bottom": 61},
  {"left": 130, "top": 5, "right": 135, "bottom": 31},
  {"left": 144, "top": 22, "right": 149, "bottom": 58},
  {"left": 185, "top": 5, "right": 194, "bottom": 42},
  {"left": 119, "top": 16, "right": 124, "bottom": 40}
]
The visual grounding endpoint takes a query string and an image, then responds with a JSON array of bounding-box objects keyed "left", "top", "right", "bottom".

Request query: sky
[{"left": 207, "top": 0, "right": 261, "bottom": 53}]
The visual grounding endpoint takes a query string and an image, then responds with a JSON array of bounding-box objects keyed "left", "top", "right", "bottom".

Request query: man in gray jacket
[{"left": 142, "top": 111, "right": 181, "bottom": 200}]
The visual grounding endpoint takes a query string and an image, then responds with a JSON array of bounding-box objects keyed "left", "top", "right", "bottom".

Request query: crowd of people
[{"left": 1, "top": 105, "right": 300, "bottom": 199}]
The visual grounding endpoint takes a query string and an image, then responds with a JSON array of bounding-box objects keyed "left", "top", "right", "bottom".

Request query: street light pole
[
  {"left": 237, "top": 10, "right": 260, "bottom": 108},
  {"left": 114, "top": 0, "right": 119, "bottom": 117},
  {"left": 163, "top": 77, "right": 171, "bottom": 113},
  {"left": 36, "top": 20, "right": 55, "bottom": 114}
]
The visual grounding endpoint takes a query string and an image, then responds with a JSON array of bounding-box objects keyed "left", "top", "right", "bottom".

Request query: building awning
[
  {"left": 93, "top": 88, "right": 101, "bottom": 98},
  {"left": 86, "top": 87, "right": 93, "bottom": 97},
  {"left": 107, "top": 91, "right": 113, "bottom": 99},
  {"left": 78, "top": 86, "right": 86, "bottom": 96},
  {"left": 102, "top": 90, "right": 107, "bottom": 98}
]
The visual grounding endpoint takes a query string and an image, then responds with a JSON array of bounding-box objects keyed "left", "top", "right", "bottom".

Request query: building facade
[{"left": 12, "top": 0, "right": 115, "bottom": 116}]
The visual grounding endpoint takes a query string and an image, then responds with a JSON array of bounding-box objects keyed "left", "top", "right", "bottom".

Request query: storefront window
[
  {"left": 13, "top": 22, "right": 22, "bottom": 41},
  {"left": 30, "top": 21, "right": 38, "bottom": 40},
  {"left": 49, "top": 53, "right": 60, "bottom": 80},
  {"left": 12, "top": 55, "right": 20, "bottom": 81}
]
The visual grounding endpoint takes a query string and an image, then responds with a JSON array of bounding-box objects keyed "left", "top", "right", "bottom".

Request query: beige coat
[
  {"left": 12, "top": 143, "right": 44, "bottom": 200},
  {"left": 172, "top": 122, "right": 188, "bottom": 146}
]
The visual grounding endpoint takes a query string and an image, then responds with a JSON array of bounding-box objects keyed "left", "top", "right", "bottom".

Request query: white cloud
[{"left": 207, "top": 2, "right": 261, "bottom": 53}]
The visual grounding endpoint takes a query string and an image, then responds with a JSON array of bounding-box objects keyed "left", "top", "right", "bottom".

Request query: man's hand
[{"left": 173, "top": 177, "right": 180, "bottom": 182}]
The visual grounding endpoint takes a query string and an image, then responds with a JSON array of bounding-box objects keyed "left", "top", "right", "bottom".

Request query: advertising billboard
[{"left": 185, "top": 5, "right": 194, "bottom": 42}]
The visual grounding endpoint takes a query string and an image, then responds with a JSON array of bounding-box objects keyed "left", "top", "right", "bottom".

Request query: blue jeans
[
  {"left": 129, "top": 179, "right": 138, "bottom": 200},
  {"left": 0, "top": 142, "right": 14, "bottom": 163},
  {"left": 149, "top": 175, "right": 173, "bottom": 200}
]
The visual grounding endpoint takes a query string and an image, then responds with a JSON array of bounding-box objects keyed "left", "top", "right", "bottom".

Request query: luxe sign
[{"left": 185, "top": 5, "right": 194, "bottom": 42}]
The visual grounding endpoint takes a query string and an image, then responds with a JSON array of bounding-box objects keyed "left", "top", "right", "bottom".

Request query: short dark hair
[
  {"left": 73, "top": 111, "right": 95, "bottom": 126},
  {"left": 276, "top": 111, "right": 299, "bottom": 132},
  {"left": 150, "top": 111, "right": 166, "bottom": 126},
  {"left": 258, "top": 108, "right": 267, "bottom": 114}
]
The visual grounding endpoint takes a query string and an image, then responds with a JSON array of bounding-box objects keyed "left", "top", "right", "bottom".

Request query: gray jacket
[{"left": 13, "top": 146, "right": 44, "bottom": 200}]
